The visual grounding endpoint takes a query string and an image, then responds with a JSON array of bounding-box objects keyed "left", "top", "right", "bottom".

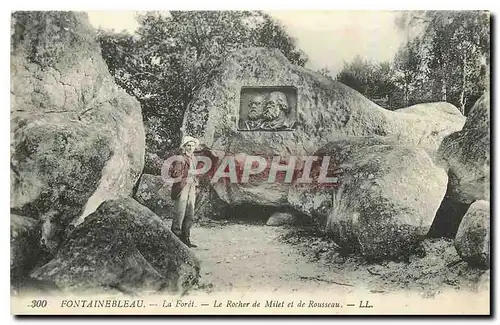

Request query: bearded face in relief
[
  {"left": 263, "top": 91, "right": 288, "bottom": 121},
  {"left": 247, "top": 95, "right": 265, "bottom": 120}
]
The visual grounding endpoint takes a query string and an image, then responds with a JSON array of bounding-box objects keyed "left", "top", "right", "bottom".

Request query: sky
[{"left": 86, "top": 10, "right": 406, "bottom": 76}]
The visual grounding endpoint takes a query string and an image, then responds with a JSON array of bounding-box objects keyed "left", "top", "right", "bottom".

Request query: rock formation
[
  {"left": 182, "top": 47, "right": 464, "bottom": 159},
  {"left": 180, "top": 47, "right": 463, "bottom": 211},
  {"left": 289, "top": 137, "right": 448, "bottom": 260},
  {"left": 11, "top": 214, "right": 42, "bottom": 280},
  {"left": 10, "top": 11, "right": 145, "bottom": 253},
  {"left": 431, "top": 93, "right": 490, "bottom": 237},
  {"left": 437, "top": 93, "right": 490, "bottom": 204},
  {"left": 454, "top": 200, "right": 490, "bottom": 268},
  {"left": 134, "top": 174, "right": 174, "bottom": 220},
  {"left": 31, "top": 198, "right": 200, "bottom": 294}
]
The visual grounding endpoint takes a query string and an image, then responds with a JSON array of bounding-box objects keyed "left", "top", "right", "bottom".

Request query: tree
[
  {"left": 335, "top": 57, "right": 401, "bottom": 110},
  {"left": 446, "top": 11, "right": 490, "bottom": 113},
  {"left": 317, "top": 66, "right": 335, "bottom": 80},
  {"left": 395, "top": 11, "right": 490, "bottom": 114},
  {"left": 393, "top": 37, "right": 427, "bottom": 107},
  {"left": 336, "top": 55, "right": 376, "bottom": 97},
  {"left": 372, "top": 61, "right": 399, "bottom": 110},
  {"left": 98, "top": 11, "right": 308, "bottom": 173}
]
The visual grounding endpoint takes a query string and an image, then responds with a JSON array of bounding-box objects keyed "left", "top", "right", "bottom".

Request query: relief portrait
[{"left": 238, "top": 87, "right": 297, "bottom": 131}]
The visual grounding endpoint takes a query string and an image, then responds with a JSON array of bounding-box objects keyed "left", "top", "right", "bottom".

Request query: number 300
[{"left": 30, "top": 299, "right": 47, "bottom": 308}]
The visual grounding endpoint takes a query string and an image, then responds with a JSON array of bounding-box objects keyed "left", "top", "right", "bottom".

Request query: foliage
[
  {"left": 334, "top": 11, "right": 489, "bottom": 113},
  {"left": 98, "top": 11, "right": 308, "bottom": 173},
  {"left": 421, "top": 11, "right": 489, "bottom": 112},
  {"left": 335, "top": 57, "right": 401, "bottom": 110},
  {"left": 336, "top": 56, "right": 375, "bottom": 97}
]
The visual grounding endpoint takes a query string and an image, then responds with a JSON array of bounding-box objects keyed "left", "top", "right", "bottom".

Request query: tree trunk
[
  {"left": 440, "top": 59, "right": 447, "bottom": 102},
  {"left": 459, "top": 54, "right": 468, "bottom": 114},
  {"left": 440, "top": 77, "right": 447, "bottom": 102},
  {"left": 404, "top": 84, "right": 409, "bottom": 107}
]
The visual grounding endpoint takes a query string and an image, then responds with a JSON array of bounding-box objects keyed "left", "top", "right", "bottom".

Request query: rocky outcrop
[
  {"left": 289, "top": 137, "right": 448, "bottom": 260},
  {"left": 212, "top": 181, "right": 292, "bottom": 207},
  {"left": 30, "top": 198, "right": 200, "bottom": 294},
  {"left": 11, "top": 214, "right": 42, "bottom": 280},
  {"left": 10, "top": 11, "right": 145, "bottom": 252},
  {"left": 194, "top": 183, "right": 228, "bottom": 220},
  {"left": 182, "top": 47, "right": 464, "bottom": 158},
  {"left": 133, "top": 174, "right": 174, "bottom": 219},
  {"left": 431, "top": 94, "right": 490, "bottom": 237},
  {"left": 180, "top": 47, "right": 463, "bottom": 211},
  {"left": 454, "top": 200, "right": 490, "bottom": 268},
  {"left": 437, "top": 93, "right": 490, "bottom": 204},
  {"left": 395, "top": 102, "right": 466, "bottom": 154}
]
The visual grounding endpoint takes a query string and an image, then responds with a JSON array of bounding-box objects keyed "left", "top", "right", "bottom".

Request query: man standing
[{"left": 169, "top": 136, "right": 200, "bottom": 248}]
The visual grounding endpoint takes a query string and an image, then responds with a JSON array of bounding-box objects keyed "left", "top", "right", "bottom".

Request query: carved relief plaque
[{"left": 238, "top": 86, "right": 297, "bottom": 131}]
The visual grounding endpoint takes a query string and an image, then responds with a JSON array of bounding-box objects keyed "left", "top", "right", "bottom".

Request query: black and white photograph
[{"left": 9, "top": 9, "right": 491, "bottom": 315}]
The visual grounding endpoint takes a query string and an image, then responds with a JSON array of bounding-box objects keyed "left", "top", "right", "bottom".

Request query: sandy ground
[
  {"left": 12, "top": 218, "right": 488, "bottom": 304},
  {"left": 189, "top": 219, "right": 489, "bottom": 298},
  {"left": 191, "top": 220, "right": 352, "bottom": 295}
]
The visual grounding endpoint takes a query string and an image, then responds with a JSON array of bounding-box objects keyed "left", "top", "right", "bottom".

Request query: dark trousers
[{"left": 171, "top": 182, "right": 196, "bottom": 240}]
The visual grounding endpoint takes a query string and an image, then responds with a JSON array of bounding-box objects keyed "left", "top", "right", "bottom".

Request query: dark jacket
[
  {"left": 168, "top": 147, "right": 220, "bottom": 200},
  {"left": 169, "top": 154, "right": 195, "bottom": 200}
]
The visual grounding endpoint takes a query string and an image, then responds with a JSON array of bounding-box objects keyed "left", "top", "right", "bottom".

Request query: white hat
[{"left": 180, "top": 135, "right": 200, "bottom": 148}]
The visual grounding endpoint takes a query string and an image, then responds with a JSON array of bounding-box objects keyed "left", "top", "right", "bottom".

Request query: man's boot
[{"left": 181, "top": 234, "right": 198, "bottom": 248}]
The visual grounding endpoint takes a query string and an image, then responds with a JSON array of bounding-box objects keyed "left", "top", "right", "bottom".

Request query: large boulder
[
  {"left": 30, "top": 198, "right": 200, "bottom": 294},
  {"left": 11, "top": 214, "right": 42, "bottom": 279},
  {"left": 182, "top": 47, "right": 464, "bottom": 157},
  {"left": 133, "top": 174, "right": 174, "bottom": 219},
  {"left": 394, "top": 102, "right": 466, "bottom": 154},
  {"left": 437, "top": 93, "right": 490, "bottom": 204},
  {"left": 10, "top": 12, "right": 145, "bottom": 252},
  {"left": 431, "top": 94, "right": 490, "bottom": 237},
  {"left": 194, "top": 182, "right": 229, "bottom": 220},
  {"left": 180, "top": 47, "right": 463, "bottom": 209},
  {"left": 454, "top": 200, "right": 490, "bottom": 268},
  {"left": 289, "top": 137, "right": 448, "bottom": 260},
  {"left": 212, "top": 178, "right": 292, "bottom": 207}
]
